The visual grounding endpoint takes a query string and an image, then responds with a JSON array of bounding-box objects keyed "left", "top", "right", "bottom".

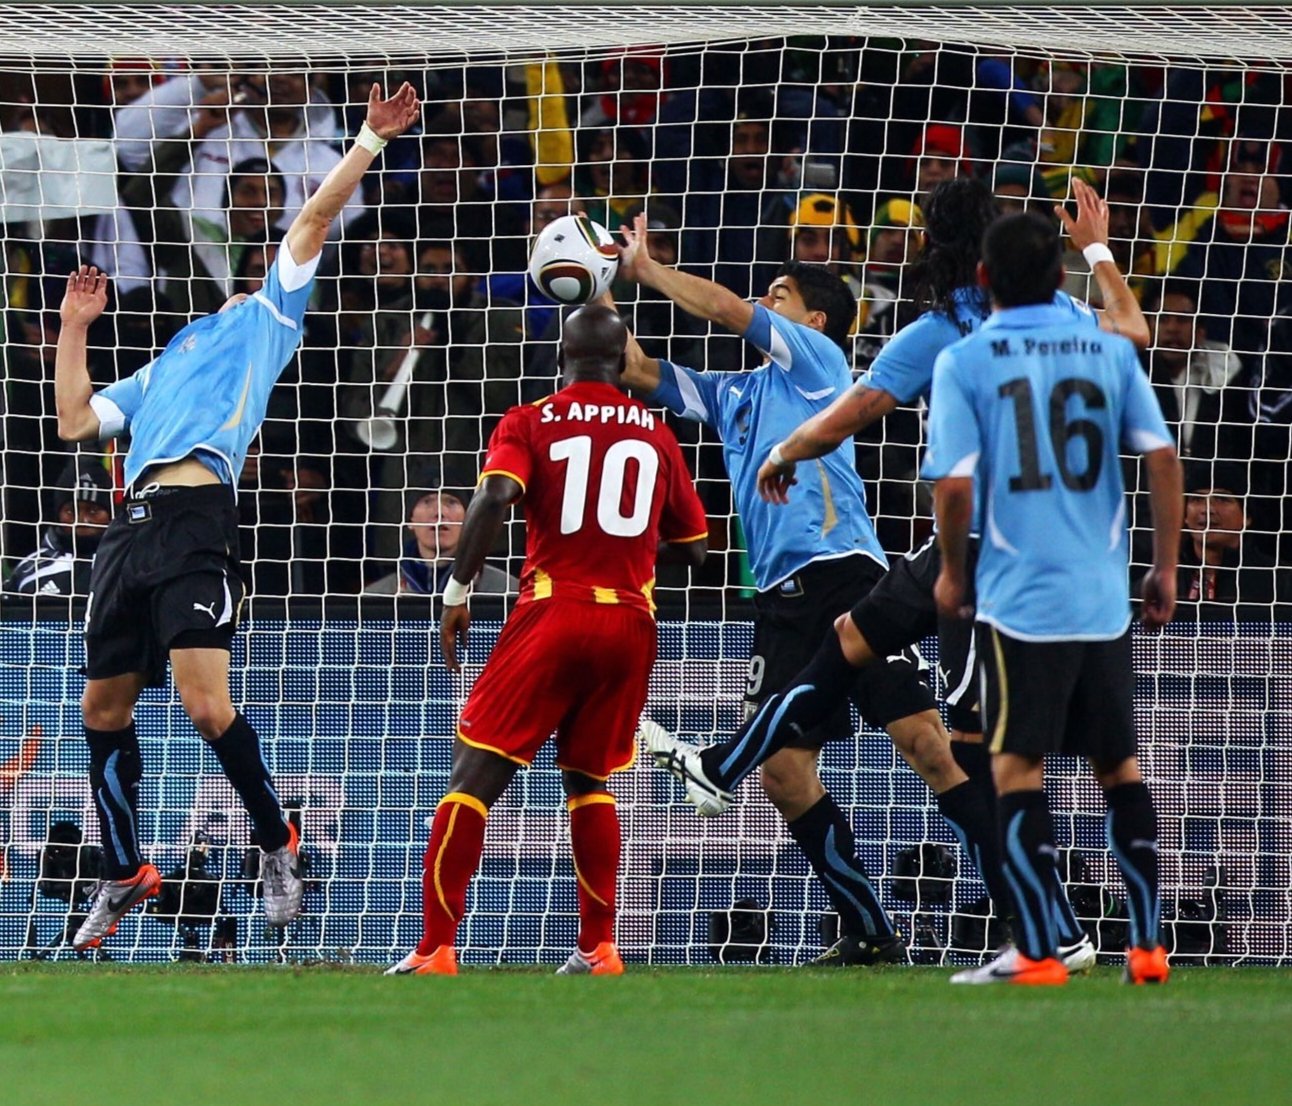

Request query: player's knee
[
  {"left": 81, "top": 692, "right": 133, "bottom": 733},
  {"left": 833, "top": 614, "right": 875, "bottom": 667},
  {"left": 759, "top": 758, "right": 824, "bottom": 814},
  {"left": 1091, "top": 756, "right": 1142, "bottom": 790},
  {"left": 181, "top": 692, "right": 236, "bottom": 741}
]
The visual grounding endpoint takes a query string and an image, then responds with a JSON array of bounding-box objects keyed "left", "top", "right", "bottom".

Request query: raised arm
[
  {"left": 618, "top": 212, "right": 754, "bottom": 335},
  {"left": 1056, "top": 178, "right": 1150, "bottom": 349},
  {"left": 1139, "top": 445, "right": 1182, "bottom": 627},
  {"left": 55, "top": 267, "right": 109, "bottom": 442},
  {"left": 595, "top": 290, "right": 661, "bottom": 394},
  {"left": 284, "top": 82, "right": 420, "bottom": 265},
  {"left": 440, "top": 474, "right": 524, "bottom": 673}
]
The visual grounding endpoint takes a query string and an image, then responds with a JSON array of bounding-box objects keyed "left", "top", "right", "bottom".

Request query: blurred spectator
[
  {"left": 346, "top": 239, "right": 525, "bottom": 559},
  {"left": 990, "top": 160, "right": 1047, "bottom": 216},
  {"left": 1103, "top": 171, "right": 1156, "bottom": 298},
  {"left": 856, "top": 198, "right": 924, "bottom": 368},
  {"left": 1172, "top": 463, "right": 1292, "bottom": 621},
  {"left": 574, "top": 126, "right": 651, "bottom": 233},
  {"left": 170, "top": 70, "right": 361, "bottom": 273},
  {"left": 415, "top": 127, "right": 524, "bottom": 272},
  {"left": 486, "top": 182, "right": 585, "bottom": 348},
  {"left": 909, "top": 123, "right": 973, "bottom": 195},
  {"left": 5, "top": 458, "right": 112, "bottom": 599},
  {"left": 120, "top": 139, "right": 286, "bottom": 314},
  {"left": 581, "top": 50, "right": 667, "bottom": 129},
  {"left": 618, "top": 202, "right": 706, "bottom": 367},
  {"left": 1154, "top": 134, "right": 1292, "bottom": 360},
  {"left": 364, "top": 490, "right": 515, "bottom": 595},
  {"left": 1141, "top": 280, "right": 1243, "bottom": 462}
]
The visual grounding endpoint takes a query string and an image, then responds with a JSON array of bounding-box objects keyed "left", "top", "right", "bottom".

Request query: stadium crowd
[{"left": 2, "top": 40, "right": 1290, "bottom": 616}]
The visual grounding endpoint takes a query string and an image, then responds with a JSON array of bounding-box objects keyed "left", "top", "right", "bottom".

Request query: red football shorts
[{"left": 457, "top": 599, "right": 657, "bottom": 779}]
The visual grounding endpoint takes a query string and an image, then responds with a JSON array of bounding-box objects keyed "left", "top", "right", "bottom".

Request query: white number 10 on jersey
[{"left": 549, "top": 435, "right": 659, "bottom": 537}]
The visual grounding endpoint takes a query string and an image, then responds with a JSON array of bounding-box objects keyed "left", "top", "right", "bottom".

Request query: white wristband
[
  {"left": 1082, "top": 243, "right": 1115, "bottom": 268},
  {"left": 769, "top": 443, "right": 793, "bottom": 469},
  {"left": 442, "top": 577, "right": 470, "bottom": 607},
  {"left": 355, "top": 122, "right": 387, "bottom": 156}
]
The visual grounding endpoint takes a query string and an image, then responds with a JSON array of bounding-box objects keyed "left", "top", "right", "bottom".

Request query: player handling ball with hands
[{"left": 54, "top": 82, "right": 420, "bottom": 951}]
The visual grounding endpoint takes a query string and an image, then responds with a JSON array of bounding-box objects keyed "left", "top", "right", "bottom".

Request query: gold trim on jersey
[
  {"left": 557, "top": 742, "right": 638, "bottom": 781},
  {"left": 593, "top": 587, "right": 619, "bottom": 605},
  {"left": 814, "top": 460, "right": 838, "bottom": 538},
  {"left": 533, "top": 567, "right": 553, "bottom": 600},
  {"left": 440, "top": 791, "right": 489, "bottom": 820},
  {"left": 567, "top": 792, "right": 616, "bottom": 812},
  {"left": 456, "top": 727, "right": 530, "bottom": 766},
  {"left": 988, "top": 626, "right": 1010, "bottom": 755},
  {"left": 478, "top": 468, "right": 527, "bottom": 493}
]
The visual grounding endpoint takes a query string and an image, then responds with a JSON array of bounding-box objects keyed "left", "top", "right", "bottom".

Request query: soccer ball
[{"left": 528, "top": 214, "right": 620, "bottom": 304}]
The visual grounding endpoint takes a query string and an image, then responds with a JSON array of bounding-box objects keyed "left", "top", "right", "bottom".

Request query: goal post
[{"left": 0, "top": 6, "right": 1289, "bottom": 965}]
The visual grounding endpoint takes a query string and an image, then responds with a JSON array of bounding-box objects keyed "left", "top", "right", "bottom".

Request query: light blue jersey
[
  {"left": 922, "top": 301, "right": 1173, "bottom": 641},
  {"left": 649, "top": 303, "right": 886, "bottom": 590},
  {"left": 858, "top": 286, "right": 1096, "bottom": 407},
  {"left": 89, "top": 245, "right": 319, "bottom": 490}
]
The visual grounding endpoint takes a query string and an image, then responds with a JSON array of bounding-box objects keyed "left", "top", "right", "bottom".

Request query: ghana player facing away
[
  {"left": 648, "top": 179, "right": 1147, "bottom": 971},
  {"left": 614, "top": 213, "right": 1005, "bottom": 967},
  {"left": 386, "top": 305, "right": 708, "bottom": 977},
  {"left": 55, "top": 82, "right": 421, "bottom": 950},
  {"left": 926, "top": 212, "right": 1180, "bottom": 985}
]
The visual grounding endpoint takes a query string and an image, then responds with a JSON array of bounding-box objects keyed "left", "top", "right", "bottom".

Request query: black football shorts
[
  {"left": 746, "top": 554, "right": 935, "bottom": 748},
  {"left": 848, "top": 535, "right": 983, "bottom": 734},
  {"left": 84, "top": 484, "right": 246, "bottom": 686}
]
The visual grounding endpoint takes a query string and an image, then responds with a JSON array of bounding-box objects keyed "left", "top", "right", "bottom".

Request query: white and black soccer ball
[{"left": 527, "top": 214, "right": 620, "bottom": 304}]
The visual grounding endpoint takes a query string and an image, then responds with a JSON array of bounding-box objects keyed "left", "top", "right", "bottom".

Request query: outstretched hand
[
  {"left": 617, "top": 212, "right": 656, "bottom": 283},
  {"left": 1055, "top": 177, "right": 1109, "bottom": 253},
  {"left": 366, "top": 81, "right": 421, "bottom": 141},
  {"left": 60, "top": 266, "right": 108, "bottom": 328}
]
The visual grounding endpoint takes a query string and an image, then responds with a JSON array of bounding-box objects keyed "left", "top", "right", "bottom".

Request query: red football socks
[
  {"left": 418, "top": 792, "right": 488, "bottom": 956},
  {"left": 568, "top": 792, "right": 620, "bottom": 953}
]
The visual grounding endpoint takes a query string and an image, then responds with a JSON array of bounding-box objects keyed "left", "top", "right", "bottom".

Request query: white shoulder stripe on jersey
[
  {"left": 768, "top": 324, "right": 794, "bottom": 371},
  {"left": 674, "top": 368, "right": 710, "bottom": 422},
  {"left": 947, "top": 451, "right": 979, "bottom": 478},
  {"left": 1125, "top": 428, "right": 1174, "bottom": 454},
  {"left": 987, "top": 504, "right": 1019, "bottom": 554},
  {"left": 1108, "top": 497, "right": 1126, "bottom": 552},
  {"left": 253, "top": 292, "right": 297, "bottom": 330},
  {"left": 275, "top": 239, "right": 321, "bottom": 292},
  {"left": 88, "top": 393, "right": 127, "bottom": 439}
]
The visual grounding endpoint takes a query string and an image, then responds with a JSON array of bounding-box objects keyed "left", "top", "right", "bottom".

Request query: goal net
[{"left": 1, "top": 4, "right": 1290, "bottom": 965}]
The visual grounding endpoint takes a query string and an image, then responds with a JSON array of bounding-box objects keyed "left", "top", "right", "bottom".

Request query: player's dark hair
[
  {"left": 982, "top": 212, "right": 1063, "bottom": 308},
  {"left": 776, "top": 260, "right": 855, "bottom": 349},
  {"left": 911, "top": 176, "right": 997, "bottom": 322}
]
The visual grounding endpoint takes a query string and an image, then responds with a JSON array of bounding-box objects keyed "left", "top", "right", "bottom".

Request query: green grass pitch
[{"left": 2, "top": 963, "right": 1289, "bottom": 1106}]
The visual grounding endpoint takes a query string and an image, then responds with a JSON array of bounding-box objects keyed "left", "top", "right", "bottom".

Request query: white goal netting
[{"left": 1, "top": 5, "right": 1290, "bottom": 965}]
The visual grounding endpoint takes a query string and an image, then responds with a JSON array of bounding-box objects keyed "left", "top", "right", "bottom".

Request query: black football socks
[
  {"left": 699, "top": 632, "right": 856, "bottom": 790},
  {"left": 1105, "top": 781, "right": 1162, "bottom": 950},
  {"left": 207, "top": 713, "right": 290, "bottom": 852},
  {"left": 935, "top": 778, "right": 1015, "bottom": 923},
  {"left": 789, "top": 794, "right": 895, "bottom": 939},
  {"left": 86, "top": 723, "right": 144, "bottom": 880},
  {"left": 998, "top": 789, "right": 1059, "bottom": 962}
]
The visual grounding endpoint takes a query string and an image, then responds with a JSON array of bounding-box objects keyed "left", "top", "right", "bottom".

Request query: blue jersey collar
[{"left": 982, "top": 302, "right": 1078, "bottom": 330}]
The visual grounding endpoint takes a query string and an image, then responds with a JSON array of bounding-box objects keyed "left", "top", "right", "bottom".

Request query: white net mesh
[{"left": 1, "top": 9, "right": 1290, "bottom": 964}]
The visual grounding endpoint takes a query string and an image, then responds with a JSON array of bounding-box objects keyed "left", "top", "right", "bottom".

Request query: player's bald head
[{"left": 559, "top": 304, "right": 628, "bottom": 383}]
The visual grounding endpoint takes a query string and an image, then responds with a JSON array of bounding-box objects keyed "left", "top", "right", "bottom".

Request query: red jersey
[{"left": 479, "top": 380, "right": 708, "bottom": 613}]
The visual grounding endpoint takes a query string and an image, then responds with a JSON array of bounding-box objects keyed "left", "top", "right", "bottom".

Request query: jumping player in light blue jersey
[
  {"left": 615, "top": 212, "right": 1001, "bottom": 968},
  {"left": 926, "top": 211, "right": 1181, "bottom": 986},
  {"left": 649, "top": 179, "right": 1151, "bottom": 970},
  {"left": 54, "top": 81, "right": 421, "bottom": 951}
]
